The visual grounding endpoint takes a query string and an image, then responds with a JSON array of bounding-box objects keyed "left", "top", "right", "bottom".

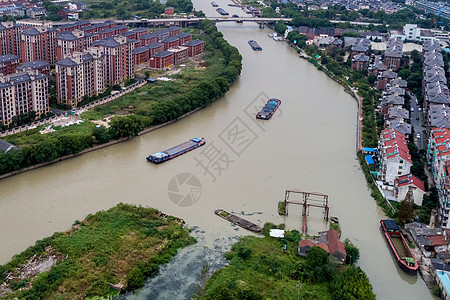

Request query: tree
[
  {"left": 330, "top": 266, "right": 376, "bottom": 300},
  {"left": 109, "top": 115, "right": 142, "bottom": 138},
  {"left": 398, "top": 199, "right": 414, "bottom": 223},
  {"left": 344, "top": 239, "right": 360, "bottom": 265},
  {"left": 92, "top": 126, "right": 111, "bottom": 144},
  {"left": 367, "top": 75, "right": 377, "bottom": 85},
  {"left": 274, "top": 21, "right": 287, "bottom": 35}
]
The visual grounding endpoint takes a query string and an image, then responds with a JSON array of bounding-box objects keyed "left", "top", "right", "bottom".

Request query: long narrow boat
[
  {"left": 214, "top": 209, "right": 262, "bottom": 233},
  {"left": 248, "top": 40, "right": 262, "bottom": 51},
  {"left": 256, "top": 98, "right": 281, "bottom": 119},
  {"left": 380, "top": 219, "right": 419, "bottom": 275},
  {"left": 146, "top": 138, "right": 205, "bottom": 163},
  {"left": 216, "top": 8, "right": 229, "bottom": 15}
]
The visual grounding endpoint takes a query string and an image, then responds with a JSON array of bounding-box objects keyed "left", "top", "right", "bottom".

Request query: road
[{"left": 409, "top": 91, "right": 425, "bottom": 149}]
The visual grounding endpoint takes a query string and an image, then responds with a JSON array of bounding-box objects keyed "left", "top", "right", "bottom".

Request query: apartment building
[
  {"left": 20, "top": 26, "right": 57, "bottom": 64},
  {"left": 92, "top": 36, "right": 137, "bottom": 85},
  {"left": 55, "top": 48, "right": 106, "bottom": 108},
  {"left": 0, "top": 69, "right": 49, "bottom": 126},
  {"left": 55, "top": 29, "right": 96, "bottom": 61},
  {"left": 0, "top": 21, "right": 21, "bottom": 56}
]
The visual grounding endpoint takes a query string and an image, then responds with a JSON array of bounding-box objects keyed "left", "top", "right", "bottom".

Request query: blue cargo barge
[
  {"left": 248, "top": 40, "right": 262, "bottom": 51},
  {"left": 146, "top": 138, "right": 206, "bottom": 163},
  {"left": 256, "top": 98, "right": 281, "bottom": 119},
  {"left": 217, "top": 8, "right": 229, "bottom": 15}
]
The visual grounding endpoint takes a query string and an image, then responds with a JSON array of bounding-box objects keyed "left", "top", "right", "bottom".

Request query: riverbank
[
  {"left": 0, "top": 106, "right": 204, "bottom": 181},
  {"left": 0, "top": 203, "right": 195, "bottom": 299},
  {"left": 0, "top": 20, "right": 242, "bottom": 178}
]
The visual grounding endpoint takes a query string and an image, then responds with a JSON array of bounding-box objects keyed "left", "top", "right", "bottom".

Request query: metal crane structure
[{"left": 283, "top": 189, "right": 329, "bottom": 236}]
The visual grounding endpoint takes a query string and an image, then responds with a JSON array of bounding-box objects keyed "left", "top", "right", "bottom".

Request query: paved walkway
[{"left": 0, "top": 80, "right": 145, "bottom": 138}]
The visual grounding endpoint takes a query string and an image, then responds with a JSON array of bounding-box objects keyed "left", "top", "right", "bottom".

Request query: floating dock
[{"left": 215, "top": 209, "right": 262, "bottom": 233}]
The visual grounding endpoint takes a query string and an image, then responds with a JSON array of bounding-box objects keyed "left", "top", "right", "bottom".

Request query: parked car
[{"left": 417, "top": 134, "right": 420, "bottom": 139}]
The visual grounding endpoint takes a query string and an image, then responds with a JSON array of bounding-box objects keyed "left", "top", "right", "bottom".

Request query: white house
[
  {"left": 379, "top": 129, "right": 413, "bottom": 185},
  {"left": 394, "top": 174, "right": 426, "bottom": 206}
]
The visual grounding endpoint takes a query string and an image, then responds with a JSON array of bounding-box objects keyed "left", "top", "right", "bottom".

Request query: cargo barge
[
  {"left": 248, "top": 40, "right": 262, "bottom": 51},
  {"left": 256, "top": 98, "right": 281, "bottom": 119},
  {"left": 215, "top": 209, "right": 262, "bottom": 233},
  {"left": 146, "top": 138, "right": 205, "bottom": 163},
  {"left": 380, "top": 219, "right": 419, "bottom": 275},
  {"left": 211, "top": 1, "right": 218, "bottom": 7},
  {"left": 216, "top": 8, "right": 229, "bottom": 15}
]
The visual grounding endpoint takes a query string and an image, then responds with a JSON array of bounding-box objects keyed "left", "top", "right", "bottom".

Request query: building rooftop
[
  {"left": 0, "top": 54, "right": 19, "bottom": 64},
  {"left": 183, "top": 39, "right": 203, "bottom": 46},
  {"left": 153, "top": 50, "right": 173, "bottom": 58},
  {"left": 16, "top": 60, "right": 49, "bottom": 71},
  {"left": 389, "top": 119, "right": 412, "bottom": 135},
  {"left": 162, "top": 36, "right": 180, "bottom": 43},
  {"left": 397, "top": 174, "right": 425, "bottom": 191},
  {"left": 0, "top": 139, "right": 16, "bottom": 152}
]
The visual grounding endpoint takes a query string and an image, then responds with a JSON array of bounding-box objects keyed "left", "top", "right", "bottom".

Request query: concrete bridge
[
  {"left": 53, "top": 17, "right": 293, "bottom": 28},
  {"left": 52, "top": 17, "right": 381, "bottom": 28}
]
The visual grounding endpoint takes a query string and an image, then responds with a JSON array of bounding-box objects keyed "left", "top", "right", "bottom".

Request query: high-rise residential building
[
  {"left": 0, "top": 54, "right": 20, "bottom": 75},
  {"left": 55, "top": 48, "right": 106, "bottom": 108},
  {"left": 55, "top": 29, "right": 96, "bottom": 61},
  {"left": 92, "top": 36, "right": 137, "bottom": 85},
  {"left": 0, "top": 69, "right": 49, "bottom": 126},
  {"left": 20, "top": 26, "right": 57, "bottom": 64},
  {"left": 0, "top": 21, "right": 22, "bottom": 56}
]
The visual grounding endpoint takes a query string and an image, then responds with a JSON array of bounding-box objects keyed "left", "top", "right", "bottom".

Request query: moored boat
[
  {"left": 380, "top": 219, "right": 419, "bottom": 275},
  {"left": 211, "top": 1, "right": 218, "bottom": 7},
  {"left": 146, "top": 138, "right": 205, "bottom": 163},
  {"left": 256, "top": 98, "right": 281, "bottom": 119},
  {"left": 248, "top": 40, "right": 262, "bottom": 51},
  {"left": 216, "top": 8, "right": 229, "bottom": 15}
]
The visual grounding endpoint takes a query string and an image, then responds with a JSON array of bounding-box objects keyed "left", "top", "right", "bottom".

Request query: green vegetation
[
  {"left": 344, "top": 239, "right": 360, "bottom": 265},
  {"left": 219, "top": 211, "right": 229, "bottom": 218},
  {"left": 329, "top": 266, "right": 376, "bottom": 300},
  {"left": 0, "top": 21, "right": 242, "bottom": 177},
  {"left": 278, "top": 201, "right": 286, "bottom": 215},
  {"left": 0, "top": 203, "right": 195, "bottom": 299},
  {"left": 197, "top": 223, "right": 374, "bottom": 300},
  {"left": 80, "top": 0, "right": 194, "bottom": 20}
]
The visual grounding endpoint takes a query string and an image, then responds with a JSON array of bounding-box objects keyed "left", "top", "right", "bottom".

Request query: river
[{"left": 0, "top": 1, "right": 434, "bottom": 299}]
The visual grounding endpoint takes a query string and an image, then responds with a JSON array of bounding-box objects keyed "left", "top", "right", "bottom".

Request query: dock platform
[{"left": 214, "top": 209, "right": 262, "bottom": 233}]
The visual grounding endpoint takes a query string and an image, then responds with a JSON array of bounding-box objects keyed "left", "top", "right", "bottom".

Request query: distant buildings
[
  {"left": 0, "top": 70, "right": 49, "bottom": 126},
  {"left": 0, "top": 21, "right": 21, "bottom": 56},
  {"left": 55, "top": 48, "right": 106, "bottom": 107},
  {"left": 55, "top": 29, "right": 96, "bottom": 61},
  {"left": 165, "top": 7, "right": 175, "bottom": 15},
  {"left": 0, "top": 20, "right": 205, "bottom": 124},
  {"left": 385, "top": 38, "right": 403, "bottom": 71},
  {"left": 0, "top": 54, "right": 19, "bottom": 75},
  {"left": 351, "top": 54, "right": 369, "bottom": 71},
  {"left": 92, "top": 36, "right": 136, "bottom": 86},
  {"left": 389, "top": 24, "right": 436, "bottom": 42},
  {"left": 20, "top": 26, "right": 57, "bottom": 64},
  {"left": 378, "top": 128, "right": 413, "bottom": 186}
]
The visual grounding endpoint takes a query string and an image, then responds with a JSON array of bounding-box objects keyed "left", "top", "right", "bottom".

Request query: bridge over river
[{"left": 52, "top": 17, "right": 381, "bottom": 28}]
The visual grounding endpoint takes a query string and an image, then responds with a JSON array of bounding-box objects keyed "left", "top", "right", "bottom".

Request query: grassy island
[
  {"left": 0, "top": 203, "right": 195, "bottom": 299},
  {"left": 195, "top": 224, "right": 375, "bottom": 300}
]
